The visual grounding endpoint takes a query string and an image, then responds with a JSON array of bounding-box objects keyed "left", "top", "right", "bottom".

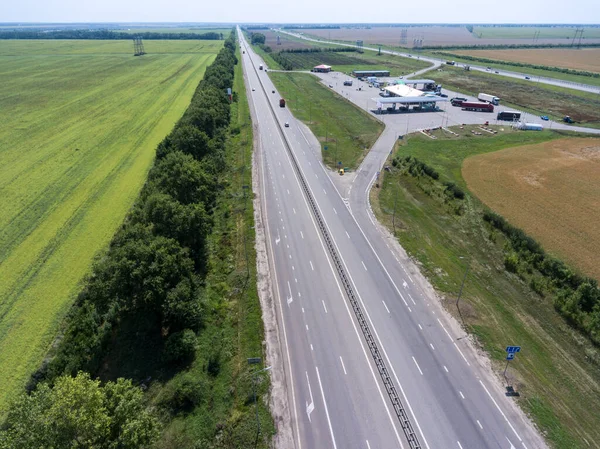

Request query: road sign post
[{"left": 503, "top": 346, "right": 521, "bottom": 386}]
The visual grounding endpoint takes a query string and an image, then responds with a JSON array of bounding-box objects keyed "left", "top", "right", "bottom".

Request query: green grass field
[
  {"left": 0, "top": 39, "right": 222, "bottom": 412},
  {"left": 473, "top": 26, "right": 600, "bottom": 40},
  {"left": 371, "top": 127, "right": 600, "bottom": 448},
  {"left": 270, "top": 72, "right": 384, "bottom": 169},
  {"left": 426, "top": 65, "right": 600, "bottom": 127}
]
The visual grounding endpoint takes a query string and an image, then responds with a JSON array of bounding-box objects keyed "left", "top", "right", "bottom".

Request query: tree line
[
  {"left": 0, "top": 30, "right": 223, "bottom": 40},
  {"left": 433, "top": 51, "right": 600, "bottom": 80},
  {"left": 483, "top": 211, "right": 600, "bottom": 344},
  {"left": 0, "top": 30, "right": 238, "bottom": 448}
]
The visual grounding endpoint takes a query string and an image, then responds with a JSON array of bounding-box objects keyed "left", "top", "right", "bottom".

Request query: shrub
[{"left": 163, "top": 329, "right": 198, "bottom": 364}]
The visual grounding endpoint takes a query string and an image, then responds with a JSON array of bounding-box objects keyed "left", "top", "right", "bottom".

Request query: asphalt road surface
[
  {"left": 240, "top": 30, "right": 549, "bottom": 449},
  {"left": 278, "top": 29, "right": 600, "bottom": 95}
]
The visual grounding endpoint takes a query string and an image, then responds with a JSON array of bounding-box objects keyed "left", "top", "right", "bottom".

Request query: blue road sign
[
  {"left": 506, "top": 353, "right": 515, "bottom": 361},
  {"left": 506, "top": 346, "right": 521, "bottom": 353}
]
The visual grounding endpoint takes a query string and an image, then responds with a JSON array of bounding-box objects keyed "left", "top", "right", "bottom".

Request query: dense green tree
[
  {"left": 149, "top": 151, "right": 216, "bottom": 206},
  {"left": 0, "top": 372, "right": 159, "bottom": 449},
  {"left": 143, "top": 192, "right": 210, "bottom": 264},
  {"left": 157, "top": 125, "right": 210, "bottom": 160},
  {"left": 250, "top": 32, "right": 266, "bottom": 45}
]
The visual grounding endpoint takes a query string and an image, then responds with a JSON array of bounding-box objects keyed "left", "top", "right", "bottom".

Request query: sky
[{"left": 2, "top": 0, "right": 599, "bottom": 24}]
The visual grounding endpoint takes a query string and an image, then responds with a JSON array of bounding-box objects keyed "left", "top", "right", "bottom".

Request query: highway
[
  {"left": 278, "top": 29, "right": 600, "bottom": 95},
  {"left": 240, "top": 29, "right": 548, "bottom": 449}
]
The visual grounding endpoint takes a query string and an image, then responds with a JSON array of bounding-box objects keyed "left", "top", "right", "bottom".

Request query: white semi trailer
[{"left": 478, "top": 93, "right": 500, "bottom": 105}]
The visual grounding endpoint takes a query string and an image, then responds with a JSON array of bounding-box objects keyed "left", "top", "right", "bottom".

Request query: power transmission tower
[
  {"left": 577, "top": 28, "right": 584, "bottom": 49},
  {"left": 400, "top": 28, "right": 408, "bottom": 46},
  {"left": 133, "top": 36, "right": 145, "bottom": 56},
  {"left": 571, "top": 28, "right": 584, "bottom": 48},
  {"left": 356, "top": 40, "right": 363, "bottom": 53}
]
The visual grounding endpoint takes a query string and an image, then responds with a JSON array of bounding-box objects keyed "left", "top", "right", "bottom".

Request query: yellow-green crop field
[{"left": 0, "top": 39, "right": 222, "bottom": 412}]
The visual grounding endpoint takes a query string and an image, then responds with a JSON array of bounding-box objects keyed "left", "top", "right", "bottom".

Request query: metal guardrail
[{"left": 241, "top": 35, "right": 422, "bottom": 449}]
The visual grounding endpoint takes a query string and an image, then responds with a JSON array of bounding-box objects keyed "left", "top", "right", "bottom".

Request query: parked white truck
[{"left": 478, "top": 93, "right": 500, "bottom": 105}]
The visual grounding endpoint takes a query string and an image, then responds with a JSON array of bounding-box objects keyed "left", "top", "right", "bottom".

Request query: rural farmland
[
  {"left": 462, "top": 137, "right": 600, "bottom": 281},
  {"left": 0, "top": 39, "right": 222, "bottom": 411},
  {"left": 453, "top": 48, "right": 600, "bottom": 73},
  {"left": 300, "top": 25, "right": 600, "bottom": 47}
]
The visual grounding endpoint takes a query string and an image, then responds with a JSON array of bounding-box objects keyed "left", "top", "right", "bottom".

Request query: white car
[
  {"left": 252, "top": 88, "right": 255, "bottom": 91},
  {"left": 285, "top": 122, "right": 289, "bottom": 127}
]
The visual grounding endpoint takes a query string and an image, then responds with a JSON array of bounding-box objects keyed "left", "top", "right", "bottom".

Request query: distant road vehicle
[
  {"left": 495, "top": 71, "right": 500, "bottom": 74},
  {"left": 450, "top": 97, "right": 468, "bottom": 106},
  {"left": 525, "top": 76, "right": 531, "bottom": 80},
  {"left": 259, "top": 64, "right": 263, "bottom": 70},
  {"left": 252, "top": 88, "right": 255, "bottom": 91},
  {"left": 540, "top": 115, "right": 549, "bottom": 121},
  {"left": 478, "top": 93, "right": 500, "bottom": 105},
  {"left": 446, "top": 60, "right": 456, "bottom": 65},
  {"left": 563, "top": 115, "right": 574, "bottom": 123},
  {"left": 497, "top": 110, "right": 522, "bottom": 121},
  {"left": 272, "top": 90, "right": 275, "bottom": 93},
  {"left": 279, "top": 98, "right": 286, "bottom": 108},
  {"left": 519, "top": 122, "right": 544, "bottom": 131},
  {"left": 285, "top": 122, "right": 289, "bottom": 127},
  {"left": 343, "top": 80, "right": 353, "bottom": 86},
  {"left": 462, "top": 102, "right": 494, "bottom": 112}
]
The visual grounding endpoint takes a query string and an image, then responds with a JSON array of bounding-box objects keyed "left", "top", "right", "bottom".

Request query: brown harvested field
[
  {"left": 455, "top": 48, "right": 600, "bottom": 73},
  {"left": 462, "top": 137, "right": 600, "bottom": 280},
  {"left": 301, "top": 26, "right": 600, "bottom": 47}
]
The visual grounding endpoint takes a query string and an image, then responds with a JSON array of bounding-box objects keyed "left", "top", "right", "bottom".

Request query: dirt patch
[
  {"left": 462, "top": 137, "right": 600, "bottom": 281},
  {"left": 454, "top": 48, "right": 600, "bottom": 73}
]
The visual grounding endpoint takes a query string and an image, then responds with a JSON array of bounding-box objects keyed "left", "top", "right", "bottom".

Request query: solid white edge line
[
  {"left": 479, "top": 380, "right": 523, "bottom": 443},
  {"left": 316, "top": 366, "right": 338, "bottom": 449}
]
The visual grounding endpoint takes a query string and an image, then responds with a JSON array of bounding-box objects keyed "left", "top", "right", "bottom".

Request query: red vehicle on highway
[{"left": 461, "top": 102, "right": 494, "bottom": 112}]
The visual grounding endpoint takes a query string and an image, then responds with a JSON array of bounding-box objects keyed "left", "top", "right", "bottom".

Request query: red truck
[
  {"left": 279, "top": 98, "right": 286, "bottom": 108},
  {"left": 461, "top": 102, "right": 494, "bottom": 112}
]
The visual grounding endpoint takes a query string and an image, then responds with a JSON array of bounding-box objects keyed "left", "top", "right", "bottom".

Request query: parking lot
[{"left": 313, "top": 70, "right": 557, "bottom": 135}]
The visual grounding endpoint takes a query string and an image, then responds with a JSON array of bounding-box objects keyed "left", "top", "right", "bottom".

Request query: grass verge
[
  {"left": 269, "top": 71, "right": 384, "bottom": 170},
  {"left": 147, "top": 44, "right": 275, "bottom": 449},
  {"left": 371, "top": 126, "right": 600, "bottom": 448},
  {"left": 426, "top": 65, "right": 600, "bottom": 127}
]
